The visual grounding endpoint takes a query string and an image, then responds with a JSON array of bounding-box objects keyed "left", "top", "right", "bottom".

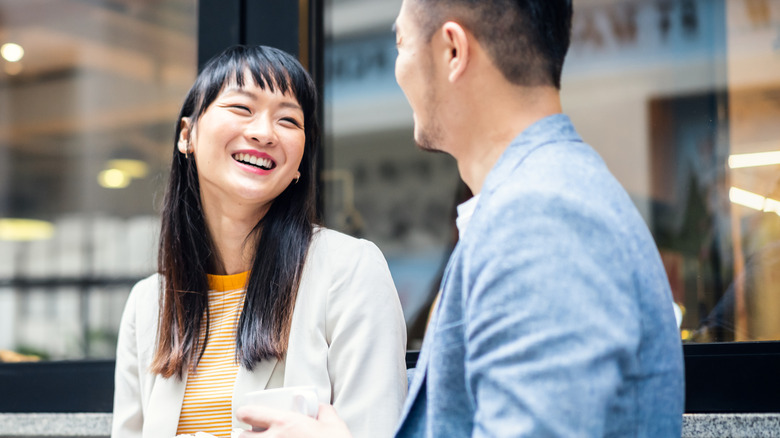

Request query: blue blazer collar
[{"left": 482, "top": 113, "right": 582, "bottom": 197}]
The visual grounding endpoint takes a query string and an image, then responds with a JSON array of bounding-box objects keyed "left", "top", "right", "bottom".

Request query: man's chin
[
  {"left": 414, "top": 130, "right": 443, "bottom": 153},
  {"left": 415, "top": 142, "right": 442, "bottom": 153}
]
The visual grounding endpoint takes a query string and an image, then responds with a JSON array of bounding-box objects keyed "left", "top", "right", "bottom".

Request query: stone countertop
[
  {"left": 1, "top": 413, "right": 779, "bottom": 437},
  {"left": 0, "top": 414, "right": 111, "bottom": 437},
  {"left": 682, "top": 413, "right": 780, "bottom": 438}
]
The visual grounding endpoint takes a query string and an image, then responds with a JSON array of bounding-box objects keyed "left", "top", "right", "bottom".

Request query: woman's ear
[
  {"left": 178, "top": 117, "right": 193, "bottom": 154},
  {"left": 440, "top": 21, "right": 470, "bottom": 83}
]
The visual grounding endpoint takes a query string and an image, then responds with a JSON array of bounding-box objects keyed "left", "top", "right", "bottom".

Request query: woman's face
[{"left": 179, "top": 75, "right": 306, "bottom": 218}]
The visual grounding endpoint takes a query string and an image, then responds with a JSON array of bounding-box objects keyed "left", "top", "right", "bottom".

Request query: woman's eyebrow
[
  {"left": 279, "top": 101, "right": 302, "bottom": 111},
  {"left": 222, "top": 87, "right": 256, "bottom": 98},
  {"left": 222, "top": 86, "right": 301, "bottom": 110}
]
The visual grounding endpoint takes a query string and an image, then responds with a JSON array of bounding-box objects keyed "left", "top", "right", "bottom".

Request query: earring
[{"left": 293, "top": 176, "right": 300, "bottom": 184}]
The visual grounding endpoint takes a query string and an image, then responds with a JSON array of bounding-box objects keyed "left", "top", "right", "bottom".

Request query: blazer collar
[{"left": 482, "top": 113, "right": 582, "bottom": 197}]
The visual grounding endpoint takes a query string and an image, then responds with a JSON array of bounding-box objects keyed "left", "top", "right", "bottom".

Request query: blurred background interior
[{"left": 0, "top": 0, "right": 779, "bottom": 362}]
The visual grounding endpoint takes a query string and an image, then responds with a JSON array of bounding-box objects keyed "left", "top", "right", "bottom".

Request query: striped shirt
[{"left": 176, "top": 271, "right": 248, "bottom": 437}]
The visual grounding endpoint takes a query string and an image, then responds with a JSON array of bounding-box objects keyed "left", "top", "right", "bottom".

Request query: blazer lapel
[
  {"left": 396, "top": 244, "right": 462, "bottom": 428},
  {"left": 141, "top": 358, "right": 279, "bottom": 435},
  {"left": 231, "top": 357, "right": 279, "bottom": 428},
  {"left": 143, "top": 373, "right": 187, "bottom": 438}
]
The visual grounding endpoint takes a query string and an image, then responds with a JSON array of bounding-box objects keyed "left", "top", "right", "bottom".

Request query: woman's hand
[{"left": 237, "top": 403, "right": 353, "bottom": 438}]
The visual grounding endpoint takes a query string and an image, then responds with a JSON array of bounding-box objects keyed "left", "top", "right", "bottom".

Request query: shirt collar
[{"left": 455, "top": 194, "right": 481, "bottom": 238}]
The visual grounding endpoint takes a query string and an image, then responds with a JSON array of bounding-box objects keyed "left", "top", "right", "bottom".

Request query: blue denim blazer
[{"left": 395, "top": 115, "right": 685, "bottom": 437}]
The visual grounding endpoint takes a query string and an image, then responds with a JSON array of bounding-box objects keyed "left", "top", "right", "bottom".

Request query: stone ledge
[
  {"left": 1, "top": 412, "right": 779, "bottom": 437},
  {"left": 683, "top": 413, "right": 780, "bottom": 438},
  {"left": 0, "top": 413, "right": 111, "bottom": 437}
]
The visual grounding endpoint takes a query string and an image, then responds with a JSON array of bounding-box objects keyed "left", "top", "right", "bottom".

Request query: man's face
[{"left": 394, "top": 0, "right": 443, "bottom": 152}]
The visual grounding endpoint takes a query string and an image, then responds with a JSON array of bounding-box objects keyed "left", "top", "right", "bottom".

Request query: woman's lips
[{"left": 232, "top": 152, "right": 275, "bottom": 170}]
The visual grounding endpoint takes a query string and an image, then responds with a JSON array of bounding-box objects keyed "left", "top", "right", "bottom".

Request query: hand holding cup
[
  {"left": 236, "top": 389, "right": 352, "bottom": 438},
  {"left": 237, "top": 386, "right": 319, "bottom": 431}
]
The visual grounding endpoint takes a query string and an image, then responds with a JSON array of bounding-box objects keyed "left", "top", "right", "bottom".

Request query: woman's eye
[
  {"left": 230, "top": 105, "right": 251, "bottom": 113},
  {"left": 282, "top": 117, "right": 303, "bottom": 128}
]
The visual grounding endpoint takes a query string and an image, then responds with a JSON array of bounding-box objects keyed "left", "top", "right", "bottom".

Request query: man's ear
[
  {"left": 178, "top": 117, "right": 193, "bottom": 154},
  {"left": 440, "top": 21, "right": 470, "bottom": 83}
]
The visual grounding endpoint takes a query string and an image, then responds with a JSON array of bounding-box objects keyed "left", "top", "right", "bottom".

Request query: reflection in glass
[
  {"left": 324, "top": 0, "right": 780, "bottom": 346},
  {"left": 0, "top": 0, "right": 196, "bottom": 360},
  {"left": 564, "top": 0, "right": 780, "bottom": 343},
  {"left": 2, "top": 0, "right": 779, "bottom": 361},
  {"left": 324, "top": 0, "right": 460, "bottom": 348}
]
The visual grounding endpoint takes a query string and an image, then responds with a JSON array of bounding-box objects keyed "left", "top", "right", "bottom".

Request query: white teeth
[{"left": 233, "top": 153, "right": 273, "bottom": 169}]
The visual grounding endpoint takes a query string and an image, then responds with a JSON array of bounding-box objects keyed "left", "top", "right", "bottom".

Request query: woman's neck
[{"left": 201, "top": 195, "right": 268, "bottom": 275}]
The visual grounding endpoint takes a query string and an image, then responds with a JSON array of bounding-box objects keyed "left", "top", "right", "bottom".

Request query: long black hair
[{"left": 152, "top": 45, "right": 319, "bottom": 378}]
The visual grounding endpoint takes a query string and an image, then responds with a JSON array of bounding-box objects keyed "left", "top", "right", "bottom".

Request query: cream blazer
[{"left": 111, "top": 228, "right": 407, "bottom": 438}]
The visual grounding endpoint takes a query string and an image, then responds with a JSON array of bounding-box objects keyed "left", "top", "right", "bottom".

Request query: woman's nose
[{"left": 246, "top": 116, "right": 277, "bottom": 145}]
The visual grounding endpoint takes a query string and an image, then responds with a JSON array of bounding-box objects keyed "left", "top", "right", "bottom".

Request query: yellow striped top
[{"left": 176, "top": 271, "right": 249, "bottom": 438}]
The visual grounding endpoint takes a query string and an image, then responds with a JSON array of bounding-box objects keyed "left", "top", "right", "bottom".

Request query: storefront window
[
  {"left": 323, "top": 0, "right": 780, "bottom": 345},
  {"left": 2, "top": 0, "right": 779, "bottom": 364},
  {"left": 323, "top": 0, "right": 461, "bottom": 348},
  {"left": 0, "top": 0, "right": 196, "bottom": 360}
]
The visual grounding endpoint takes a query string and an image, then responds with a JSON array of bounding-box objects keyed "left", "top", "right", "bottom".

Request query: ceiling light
[
  {"left": 762, "top": 197, "right": 780, "bottom": 215},
  {"left": 1, "top": 43, "right": 24, "bottom": 62},
  {"left": 98, "top": 168, "right": 131, "bottom": 189},
  {"left": 729, "top": 187, "right": 780, "bottom": 216},
  {"left": 0, "top": 218, "right": 54, "bottom": 241},
  {"left": 107, "top": 159, "right": 148, "bottom": 179},
  {"left": 728, "top": 150, "right": 780, "bottom": 169},
  {"left": 729, "top": 187, "right": 766, "bottom": 211}
]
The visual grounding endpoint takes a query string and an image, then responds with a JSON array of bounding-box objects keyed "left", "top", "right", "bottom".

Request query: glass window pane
[
  {"left": 323, "top": 0, "right": 780, "bottom": 345},
  {"left": 717, "top": 0, "right": 780, "bottom": 341},
  {"left": 0, "top": 0, "right": 196, "bottom": 360},
  {"left": 324, "top": 0, "right": 461, "bottom": 349},
  {"left": 564, "top": 0, "right": 780, "bottom": 343}
]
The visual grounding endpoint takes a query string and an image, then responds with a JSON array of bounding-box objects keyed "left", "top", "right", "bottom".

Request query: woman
[{"left": 111, "top": 45, "right": 407, "bottom": 438}]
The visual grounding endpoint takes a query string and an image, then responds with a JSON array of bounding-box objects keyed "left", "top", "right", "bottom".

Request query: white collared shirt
[{"left": 455, "top": 194, "right": 481, "bottom": 238}]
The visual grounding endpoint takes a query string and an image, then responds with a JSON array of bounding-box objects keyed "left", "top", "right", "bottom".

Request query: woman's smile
[{"left": 232, "top": 150, "right": 277, "bottom": 175}]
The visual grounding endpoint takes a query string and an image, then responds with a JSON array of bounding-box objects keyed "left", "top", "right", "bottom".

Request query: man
[{"left": 238, "top": 0, "right": 685, "bottom": 436}]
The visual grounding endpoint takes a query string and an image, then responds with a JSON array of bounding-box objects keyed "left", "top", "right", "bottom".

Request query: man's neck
[{"left": 454, "top": 85, "right": 562, "bottom": 194}]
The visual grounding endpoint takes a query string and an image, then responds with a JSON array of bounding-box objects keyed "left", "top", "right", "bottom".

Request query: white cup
[{"left": 238, "top": 386, "right": 320, "bottom": 431}]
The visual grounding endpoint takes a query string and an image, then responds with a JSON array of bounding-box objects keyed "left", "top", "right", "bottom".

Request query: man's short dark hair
[{"left": 413, "top": 0, "right": 572, "bottom": 89}]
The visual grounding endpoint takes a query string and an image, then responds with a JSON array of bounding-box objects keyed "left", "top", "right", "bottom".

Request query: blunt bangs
[{"left": 186, "top": 45, "right": 317, "bottom": 127}]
